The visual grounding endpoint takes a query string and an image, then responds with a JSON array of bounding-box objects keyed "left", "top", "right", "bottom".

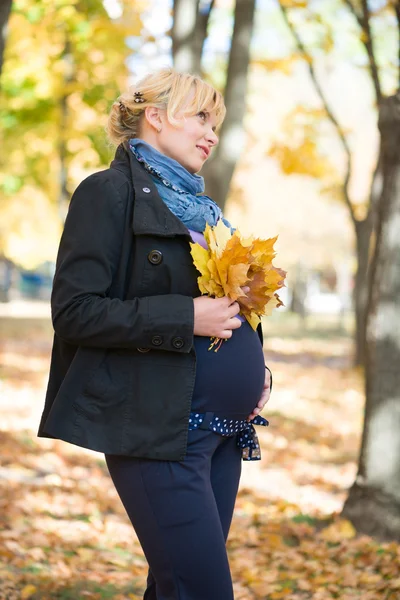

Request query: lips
[{"left": 196, "top": 145, "right": 210, "bottom": 158}]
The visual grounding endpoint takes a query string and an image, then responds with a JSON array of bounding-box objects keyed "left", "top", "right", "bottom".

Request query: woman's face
[{"left": 153, "top": 107, "right": 219, "bottom": 174}]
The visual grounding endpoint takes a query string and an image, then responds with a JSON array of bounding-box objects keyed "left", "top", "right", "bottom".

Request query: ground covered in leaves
[{"left": 0, "top": 307, "right": 399, "bottom": 599}]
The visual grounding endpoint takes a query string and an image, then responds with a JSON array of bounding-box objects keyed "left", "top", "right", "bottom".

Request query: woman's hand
[
  {"left": 247, "top": 368, "right": 271, "bottom": 421},
  {"left": 193, "top": 287, "right": 249, "bottom": 338},
  {"left": 193, "top": 295, "right": 242, "bottom": 338}
]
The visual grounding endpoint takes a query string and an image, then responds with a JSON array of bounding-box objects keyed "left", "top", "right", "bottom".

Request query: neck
[
  {"left": 129, "top": 138, "right": 205, "bottom": 195},
  {"left": 138, "top": 131, "right": 164, "bottom": 155}
]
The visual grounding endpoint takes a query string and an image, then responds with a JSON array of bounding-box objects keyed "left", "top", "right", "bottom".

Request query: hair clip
[{"left": 134, "top": 91, "right": 145, "bottom": 104}]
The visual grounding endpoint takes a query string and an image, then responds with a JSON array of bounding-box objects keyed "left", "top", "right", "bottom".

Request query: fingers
[
  {"left": 247, "top": 403, "right": 265, "bottom": 421},
  {"left": 247, "top": 382, "right": 272, "bottom": 420},
  {"left": 219, "top": 295, "right": 236, "bottom": 306},
  {"left": 247, "top": 409, "right": 259, "bottom": 421},
  {"left": 220, "top": 329, "right": 233, "bottom": 339},
  {"left": 227, "top": 301, "right": 240, "bottom": 318},
  {"left": 229, "top": 316, "right": 242, "bottom": 329},
  {"left": 264, "top": 370, "right": 271, "bottom": 387},
  {"left": 218, "top": 295, "right": 239, "bottom": 308},
  {"left": 212, "top": 296, "right": 244, "bottom": 338},
  {"left": 219, "top": 317, "right": 242, "bottom": 339},
  {"left": 258, "top": 392, "right": 270, "bottom": 410}
]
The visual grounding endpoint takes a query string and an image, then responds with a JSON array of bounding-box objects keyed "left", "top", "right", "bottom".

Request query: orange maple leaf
[{"left": 190, "top": 221, "right": 287, "bottom": 338}]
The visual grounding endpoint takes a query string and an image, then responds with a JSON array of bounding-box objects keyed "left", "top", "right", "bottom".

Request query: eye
[{"left": 197, "top": 111, "right": 207, "bottom": 121}]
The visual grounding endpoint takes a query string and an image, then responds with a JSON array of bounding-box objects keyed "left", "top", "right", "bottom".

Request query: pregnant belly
[{"left": 191, "top": 317, "right": 266, "bottom": 420}]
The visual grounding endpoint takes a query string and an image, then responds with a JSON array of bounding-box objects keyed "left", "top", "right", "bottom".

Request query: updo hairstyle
[{"left": 106, "top": 67, "right": 226, "bottom": 147}]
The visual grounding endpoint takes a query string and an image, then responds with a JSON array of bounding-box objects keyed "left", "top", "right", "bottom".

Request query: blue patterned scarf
[{"left": 128, "top": 139, "right": 234, "bottom": 234}]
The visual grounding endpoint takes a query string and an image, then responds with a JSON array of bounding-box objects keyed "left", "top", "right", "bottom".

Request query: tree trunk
[
  {"left": 342, "top": 92, "right": 400, "bottom": 541},
  {"left": 193, "top": 0, "right": 214, "bottom": 76},
  {"left": 58, "top": 40, "right": 74, "bottom": 220},
  {"left": 201, "top": 0, "right": 256, "bottom": 211},
  {"left": 352, "top": 144, "right": 384, "bottom": 366},
  {"left": 172, "top": 0, "right": 199, "bottom": 73},
  {"left": 172, "top": 0, "right": 212, "bottom": 75},
  {"left": 0, "top": 0, "right": 12, "bottom": 79},
  {"left": 353, "top": 219, "right": 371, "bottom": 366}
]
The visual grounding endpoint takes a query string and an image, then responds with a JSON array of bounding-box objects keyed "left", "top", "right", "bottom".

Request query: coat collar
[{"left": 110, "top": 143, "right": 192, "bottom": 240}]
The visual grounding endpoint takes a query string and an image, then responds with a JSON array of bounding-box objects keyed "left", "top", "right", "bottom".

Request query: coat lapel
[{"left": 111, "top": 144, "right": 192, "bottom": 240}]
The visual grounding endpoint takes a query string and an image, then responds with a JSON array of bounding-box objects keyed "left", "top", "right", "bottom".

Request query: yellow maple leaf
[
  {"left": 264, "top": 293, "right": 281, "bottom": 316},
  {"left": 189, "top": 242, "right": 210, "bottom": 277},
  {"left": 250, "top": 235, "right": 278, "bottom": 264},
  {"left": 224, "top": 232, "right": 255, "bottom": 264},
  {"left": 245, "top": 312, "right": 261, "bottom": 330},
  {"left": 189, "top": 220, "right": 287, "bottom": 340},
  {"left": 226, "top": 263, "right": 251, "bottom": 300},
  {"left": 204, "top": 219, "right": 231, "bottom": 258}
]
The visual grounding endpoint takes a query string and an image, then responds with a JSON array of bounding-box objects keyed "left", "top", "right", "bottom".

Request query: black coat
[{"left": 38, "top": 143, "right": 265, "bottom": 460}]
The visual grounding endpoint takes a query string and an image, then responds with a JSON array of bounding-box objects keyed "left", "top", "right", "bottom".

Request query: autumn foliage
[{"left": 190, "top": 220, "right": 287, "bottom": 331}]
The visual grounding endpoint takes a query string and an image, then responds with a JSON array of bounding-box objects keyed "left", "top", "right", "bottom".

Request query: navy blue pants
[{"left": 105, "top": 425, "right": 242, "bottom": 600}]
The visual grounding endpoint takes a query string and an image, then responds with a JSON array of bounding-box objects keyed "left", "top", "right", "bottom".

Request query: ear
[{"left": 144, "top": 106, "right": 163, "bottom": 132}]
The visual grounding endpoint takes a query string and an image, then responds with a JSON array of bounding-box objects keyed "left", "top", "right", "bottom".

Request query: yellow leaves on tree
[
  {"left": 269, "top": 138, "right": 333, "bottom": 179},
  {"left": 268, "top": 106, "right": 338, "bottom": 181},
  {"left": 190, "top": 220, "right": 286, "bottom": 333},
  {"left": 279, "top": 0, "right": 308, "bottom": 8}
]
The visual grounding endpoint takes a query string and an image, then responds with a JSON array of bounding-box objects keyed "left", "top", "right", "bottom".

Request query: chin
[{"left": 184, "top": 162, "right": 202, "bottom": 174}]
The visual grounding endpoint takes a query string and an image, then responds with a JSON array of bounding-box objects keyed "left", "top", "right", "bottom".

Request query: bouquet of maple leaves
[{"left": 190, "top": 220, "right": 287, "bottom": 351}]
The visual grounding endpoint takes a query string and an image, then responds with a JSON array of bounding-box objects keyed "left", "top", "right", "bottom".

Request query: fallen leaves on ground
[{"left": 0, "top": 313, "right": 399, "bottom": 599}]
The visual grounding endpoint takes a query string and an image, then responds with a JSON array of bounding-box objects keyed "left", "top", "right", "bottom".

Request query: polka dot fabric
[{"left": 188, "top": 412, "right": 269, "bottom": 460}]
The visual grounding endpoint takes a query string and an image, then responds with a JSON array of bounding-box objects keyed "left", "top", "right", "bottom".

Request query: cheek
[
  {"left": 183, "top": 123, "right": 202, "bottom": 143},
  {"left": 163, "top": 124, "right": 200, "bottom": 156}
]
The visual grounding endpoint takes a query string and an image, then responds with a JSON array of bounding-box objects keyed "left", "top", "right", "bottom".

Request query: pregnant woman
[{"left": 38, "top": 67, "right": 272, "bottom": 600}]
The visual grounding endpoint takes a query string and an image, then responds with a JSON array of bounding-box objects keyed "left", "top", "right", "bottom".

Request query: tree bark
[
  {"left": 201, "top": 0, "right": 256, "bottom": 210},
  {"left": 58, "top": 40, "right": 74, "bottom": 220},
  {"left": 0, "top": 0, "right": 12, "bottom": 79},
  {"left": 172, "top": 0, "right": 213, "bottom": 75},
  {"left": 342, "top": 93, "right": 400, "bottom": 541},
  {"left": 172, "top": 0, "right": 199, "bottom": 73},
  {"left": 352, "top": 144, "right": 384, "bottom": 366},
  {"left": 353, "top": 220, "right": 371, "bottom": 366}
]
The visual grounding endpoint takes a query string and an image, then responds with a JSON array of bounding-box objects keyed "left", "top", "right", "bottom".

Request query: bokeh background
[{"left": 1, "top": 1, "right": 400, "bottom": 599}]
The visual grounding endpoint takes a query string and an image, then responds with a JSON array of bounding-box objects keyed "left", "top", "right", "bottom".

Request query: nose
[{"left": 206, "top": 128, "right": 219, "bottom": 146}]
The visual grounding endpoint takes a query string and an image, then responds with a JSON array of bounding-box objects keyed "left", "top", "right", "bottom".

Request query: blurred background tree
[
  {"left": 275, "top": 0, "right": 398, "bottom": 367},
  {"left": 172, "top": 0, "right": 256, "bottom": 211},
  {"left": 0, "top": 0, "right": 142, "bottom": 263},
  {"left": 271, "top": 0, "right": 400, "bottom": 540},
  {"left": 0, "top": 0, "right": 12, "bottom": 77},
  {"left": 342, "top": 89, "right": 400, "bottom": 541}
]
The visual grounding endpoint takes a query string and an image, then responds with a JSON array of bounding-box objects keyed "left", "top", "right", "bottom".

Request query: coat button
[
  {"left": 143, "top": 187, "right": 151, "bottom": 193},
  {"left": 172, "top": 337, "right": 184, "bottom": 349},
  {"left": 137, "top": 347, "right": 150, "bottom": 353},
  {"left": 151, "top": 335, "right": 163, "bottom": 346},
  {"left": 148, "top": 250, "right": 163, "bottom": 265}
]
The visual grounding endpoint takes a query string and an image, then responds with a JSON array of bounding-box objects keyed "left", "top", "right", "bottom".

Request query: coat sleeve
[{"left": 51, "top": 173, "right": 194, "bottom": 353}]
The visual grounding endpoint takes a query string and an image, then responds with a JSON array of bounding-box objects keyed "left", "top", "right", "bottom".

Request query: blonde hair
[{"left": 106, "top": 67, "right": 226, "bottom": 146}]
